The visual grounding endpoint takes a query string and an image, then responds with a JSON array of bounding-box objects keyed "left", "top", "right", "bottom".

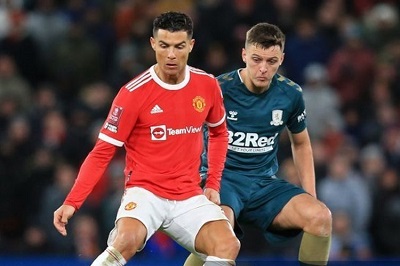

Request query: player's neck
[
  {"left": 154, "top": 64, "right": 185, "bottom": 84},
  {"left": 239, "top": 69, "right": 270, "bottom": 94}
]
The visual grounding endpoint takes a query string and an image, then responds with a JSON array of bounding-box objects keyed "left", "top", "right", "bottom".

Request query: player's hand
[
  {"left": 53, "top": 205, "right": 76, "bottom": 236},
  {"left": 204, "top": 188, "right": 221, "bottom": 205}
]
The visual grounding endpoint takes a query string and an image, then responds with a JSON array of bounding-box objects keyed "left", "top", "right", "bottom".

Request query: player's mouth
[
  {"left": 256, "top": 77, "right": 268, "bottom": 82},
  {"left": 166, "top": 63, "right": 178, "bottom": 69}
]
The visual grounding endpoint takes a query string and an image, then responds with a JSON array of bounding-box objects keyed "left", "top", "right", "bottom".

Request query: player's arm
[
  {"left": 288, "top": 128, "right": 317, "bottom": 197},
  {"left": 204, "top": 120, "right": 228, "bottom": 201},
  {"left": 204, "top": 121, "right": 228, "bottom": 204},
  {"left": 53, "top": 139, "right": 117, "bottom": 235}
]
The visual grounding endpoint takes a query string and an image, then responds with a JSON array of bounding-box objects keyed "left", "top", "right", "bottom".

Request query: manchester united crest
[
  {"left": 193, "top": 96, "right": 206, "bottom": 112},
  {"left": 124, "top": 202, "right": 137, "bottom": 210}
]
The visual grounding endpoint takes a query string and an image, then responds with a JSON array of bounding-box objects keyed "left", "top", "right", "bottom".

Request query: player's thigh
[
  {"left": 107, "top": 187, "right": 167, "bottom": 250},
  {"left": 272, "top": 193, "right": 326, "bottom": 230},
  {"left": 195, "top": 219, "right": 237, "bottom": 255},
  {"left": 163, "top": 195, "right": 230, "bottom": 257}
]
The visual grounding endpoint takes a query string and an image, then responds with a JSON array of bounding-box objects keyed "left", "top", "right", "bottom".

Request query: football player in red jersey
[{"left": 53, "top": 11, "right": 239, "bottom": 266}]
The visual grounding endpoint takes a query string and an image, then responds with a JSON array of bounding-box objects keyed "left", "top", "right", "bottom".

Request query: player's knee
[
  {"left": 309, "top": 204, "right": 332, "bottom": 237},
  {"left": 114, "top": 231, "right": 144, "bottom": 256},
  {"left": 214, "top": 235, "right": 241, "bottom": 258}
]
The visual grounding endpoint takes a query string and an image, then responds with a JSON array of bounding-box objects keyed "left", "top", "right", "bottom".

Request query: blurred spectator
[
  {"left": 327, "top": 16, "right": 375, "bottom": 107},
  {"left": 199, "top": 42, "right": 230, "bottom": 76},
  {"left": 302, "top": 63, "right": 343, "bottom": 141},
  {"left": 40, "top": 108, "right": 67, "bottom": 152},
  {"left": 0, "top": 115, "right": 35, "bottom": 249},
  {"left": 72, "top": 213, "right": 101, "bottom": 259},
  {"left": 27, "top": 161, "right": 77, "bottom": 255},
  {"left": 194, "top": 0, "right": 265, "bottom": 68},
  {"left": 28, "top": 83, "right": 64, "bottom": 142},
  {"left": 381, "top": 126, "right": 400, "bottom": 173},
  {"left": 318, "top": 150, "right": 372, "bottom": 255},
  {"left": 362, "top": 3, "right": 400, "bottom": 52},
  {"left": 0, "top": 5, "right": 45, "bottom": 86},
  {"left": 0, "top": 54, "right": 32, "bottom": 119},
  {"left": 377, "top": 39, "right": 400, "bottom": 106},
  {"left": 49, "top": 16, "right": 103, "bottom": 104},
  {"left": 311, "top": 139, "right": 329, "bottom": 181},
  {"left": 25, "top": 147, "right": 57, "bottom": 220},
  {"left": 267, "top": 0, "right": 302, "bottom": 35},
  {"left": 359, "top": 144, "right": 387, "bottom": 191},
  {"left": 283, "top": 13, "right": 333, "bottom": 84},
  {"left": 330, "top": 211, "right": 372, "bottom": 260},
  {"left": 82, "top": 2, "right": 116, "bottom": 74},
  {"left": 107, "top": 41, "right": 146, "bottom": 89},
  {"left": 25, "top": 0, "right": 69, "bottom": 72},
  {"left": 76, "top": 82, "right": 114, "bottom": 121},
  {"left": 370, "top": 168, "right": 400, "bottom": 256},
  {"left": 316, "top": 0, "right": 344, "bottom": 50}
]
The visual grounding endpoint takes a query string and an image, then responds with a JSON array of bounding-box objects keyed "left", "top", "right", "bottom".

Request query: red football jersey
[{"left": 97, "top": 65, "right": 226, "bottom": 200}]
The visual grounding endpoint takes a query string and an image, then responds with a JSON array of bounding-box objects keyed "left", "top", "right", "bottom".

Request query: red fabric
[
  {"left": 205, "top": 122, "right": 228, "bottom": 191},
  {"left": 64, "top": 140, "right": 117, "bottom": 210},
  {"left": 66, "top": 65, "right": 227, "bottom": 208}
]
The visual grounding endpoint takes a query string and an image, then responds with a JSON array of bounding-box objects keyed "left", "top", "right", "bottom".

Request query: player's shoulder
[
  {"left": 273, "top": 73, "right": 303, "bottom": 95},
  {"left": 188, "top": 65, "right": 216, "bottom": 79},
  {"left": 216, "top": 70, "right": 240, "bottom": 88},
  {"left": 121, "top": 68, "right": 153, "bottom": 92},
  {"left": 217, "top": 70, "right": 237, "bottom": 82}
]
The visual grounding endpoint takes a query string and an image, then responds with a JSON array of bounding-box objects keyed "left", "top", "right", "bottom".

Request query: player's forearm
[
  {"left": 64, "top": 139, "right": 117, "bottom": 210},
  {"left": 206, "top": 123, "right": 228, "bottom": 191},
  {"left": 292, "top": 143, "right": 316, "bottom": 197}
]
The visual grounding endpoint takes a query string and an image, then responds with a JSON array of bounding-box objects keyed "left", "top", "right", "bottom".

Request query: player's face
[
  {"left": 242, "top": 44, "right": 284, "bottom": 93},
  {"left": 151, "top": 29, "right": 194, "bottom": 84}
]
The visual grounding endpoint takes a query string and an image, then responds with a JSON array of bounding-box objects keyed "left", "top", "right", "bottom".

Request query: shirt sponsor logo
[
  {"left": 150, "top": 125, "right": 202, "bottom": 141},
  {"left": 151, "top": 125, "right": 167, "bottom": 140},
  {"left": 228, "top": 131, "right": 278, "bottom": 154}
]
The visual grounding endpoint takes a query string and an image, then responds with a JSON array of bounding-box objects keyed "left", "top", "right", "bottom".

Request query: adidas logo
[{"left": 150, "top": 105, "right": 163, "bottom": 114}]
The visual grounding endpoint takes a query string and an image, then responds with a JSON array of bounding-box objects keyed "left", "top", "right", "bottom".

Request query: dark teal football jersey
[{"left": 214, "top": 69, "right": 307, "bottom": 177}]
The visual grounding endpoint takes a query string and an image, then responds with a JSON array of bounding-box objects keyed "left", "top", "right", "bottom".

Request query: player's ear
[
  {"left": 242, "top": 48, "right": 246, "bottom": 63},
  {"left": 150, "top": 37, "right": 156, "bottom": 50},
  {"left": 189, "top": 39, "right": 195, "bottom": 52},
  {"left": 280, "top": 53, "right": 285, "bottom": 65}
]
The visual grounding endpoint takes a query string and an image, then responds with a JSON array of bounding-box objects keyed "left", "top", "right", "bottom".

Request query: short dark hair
[
  {"left": 153, "top": 11, "right": 193, "bottom": 38},
  {"left": 245, "top": 23, "right": 285, "bottom": 51}
]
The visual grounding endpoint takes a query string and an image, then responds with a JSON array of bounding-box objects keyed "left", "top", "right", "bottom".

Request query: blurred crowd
[{"left": 0, "top": 0, "right": 400, "bottom": 262}]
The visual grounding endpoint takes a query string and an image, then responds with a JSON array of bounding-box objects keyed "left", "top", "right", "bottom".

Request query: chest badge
[
  {"left": 270, "top": 110, "right": 283, "bottom": 126},
  {"left": 193, "top": 96, "right": 206, "bottom": 112}
]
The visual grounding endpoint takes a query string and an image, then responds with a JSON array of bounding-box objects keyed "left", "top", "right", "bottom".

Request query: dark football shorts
[{"left": 220, "top": 170, "right": 306, "bottom": 244}]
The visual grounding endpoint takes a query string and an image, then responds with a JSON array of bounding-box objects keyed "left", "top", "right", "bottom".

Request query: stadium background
[{"left": 1, "top": 0, "right": 400, "bottom": 265}]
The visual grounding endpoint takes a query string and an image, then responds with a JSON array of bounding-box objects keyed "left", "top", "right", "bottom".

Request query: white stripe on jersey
[
  {"left": 206, "top": 113, "right": 226, "bottom": 127},
  {"left": 125, "top": 70, "right": 152, "bottom": 91},
  {"left": 189, "top": 66, "right": 215, "bottom": 78},
  {"left": 98, "top": 133, "right": 124, "bottom": 147}
]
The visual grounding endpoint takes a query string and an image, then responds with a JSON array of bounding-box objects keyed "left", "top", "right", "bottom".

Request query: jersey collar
[{"left": 150, "top": 65, "right": 190, "bottom": 90}]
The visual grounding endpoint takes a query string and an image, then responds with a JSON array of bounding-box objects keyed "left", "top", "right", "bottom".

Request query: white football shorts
[{"left": 107, "top": 186, "right": 228, "bottom": 257}]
